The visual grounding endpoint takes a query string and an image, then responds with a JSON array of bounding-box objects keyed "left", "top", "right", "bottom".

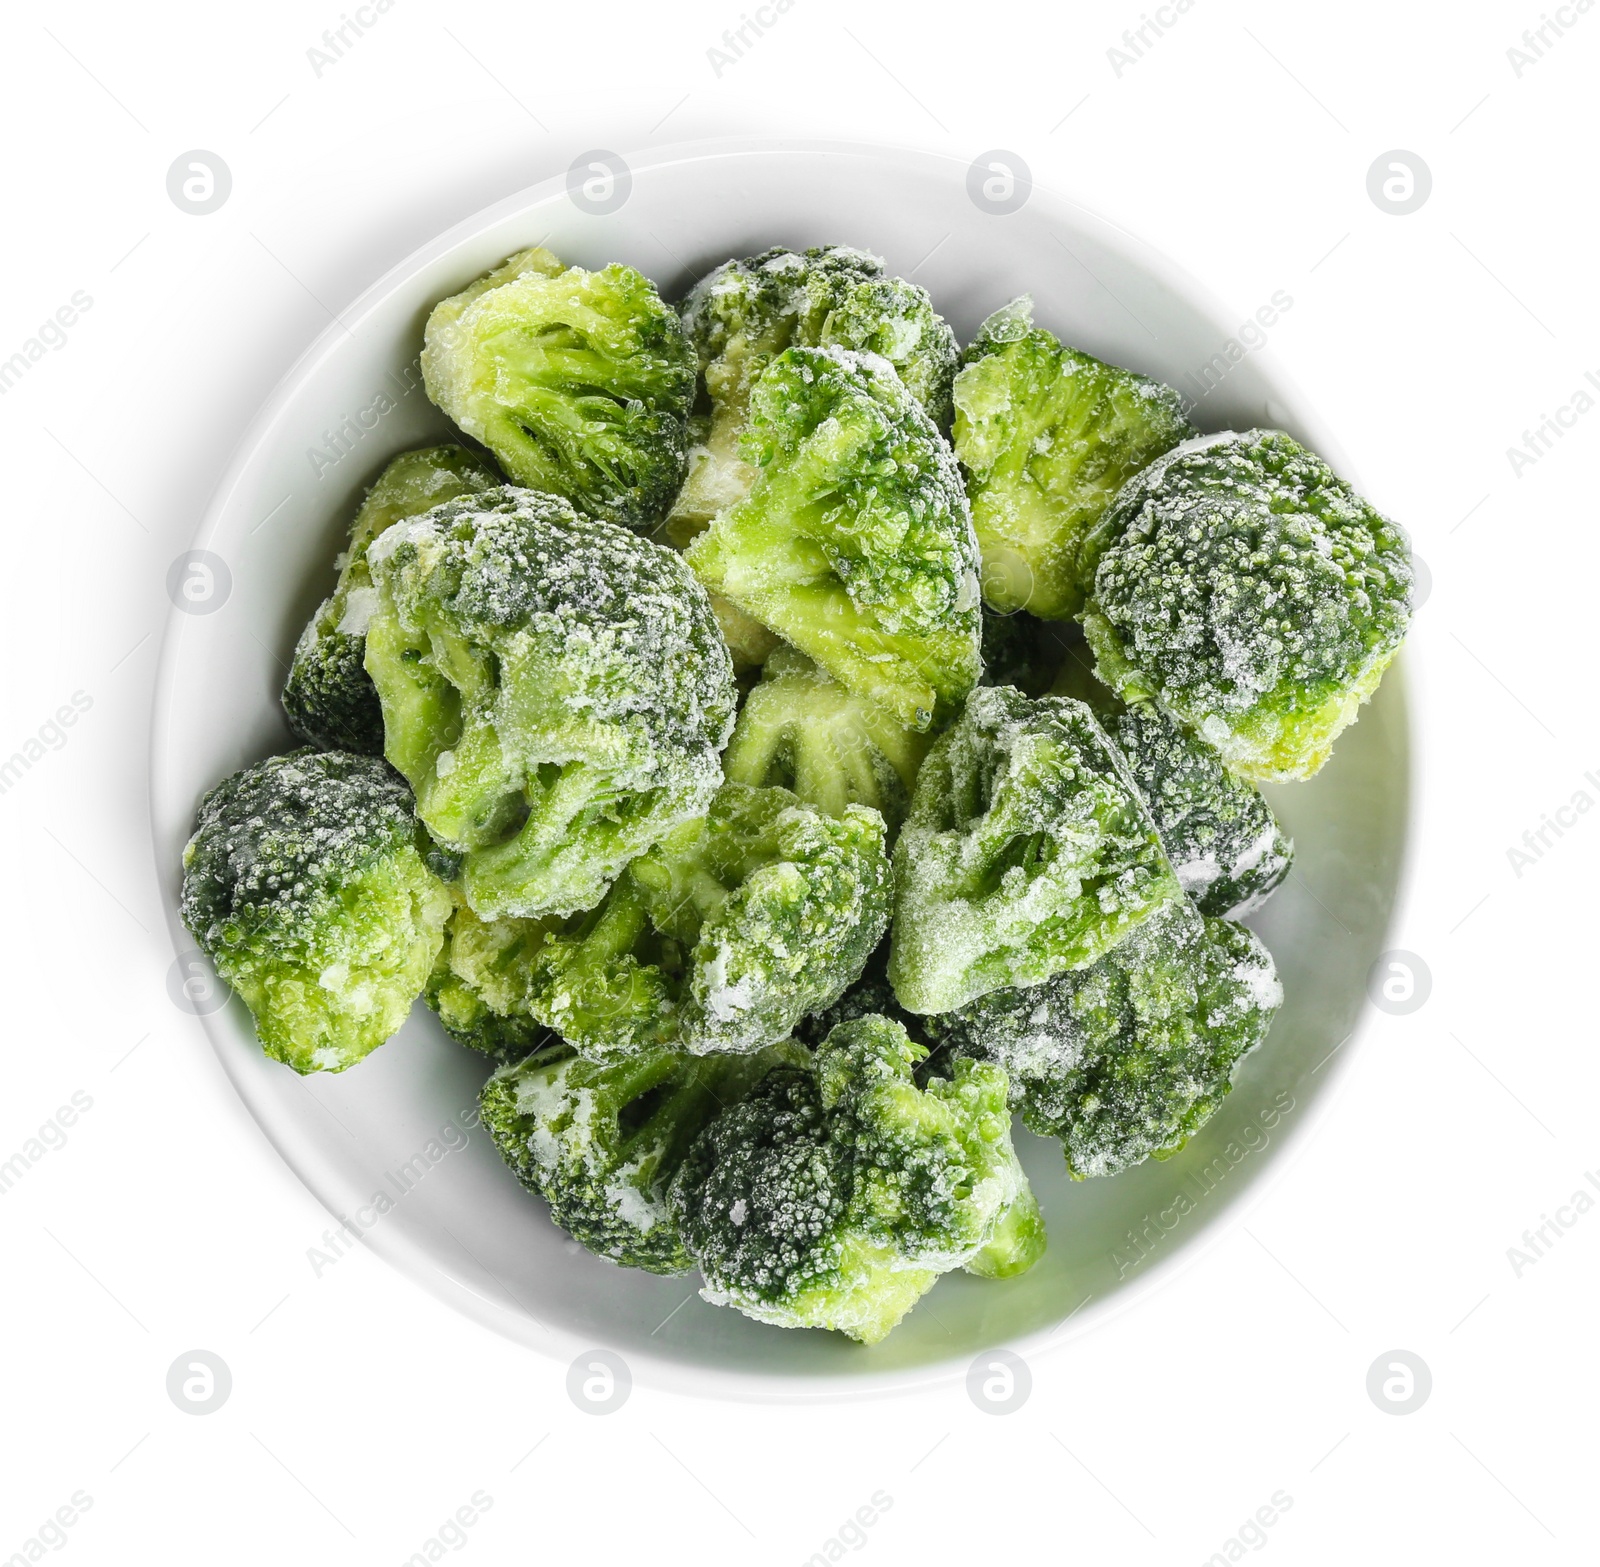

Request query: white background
[{"left": 1, "top": 1, "right": 1595, "bottom": 1562}]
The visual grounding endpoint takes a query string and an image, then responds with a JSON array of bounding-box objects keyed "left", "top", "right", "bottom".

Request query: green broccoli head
[
  {"left": 669, "top": 1014, "right": 1043, "bottom": 1342},
  {"left": 532, "top": 782, "right": 892, "bottom": 1058},
  {"left": 1081, "top": 430, "right": 1413, "bottom": 781},
  {"left": 790, "top": 952, "right": 1046, "bottom": 1280},
  {"left": 180, "top": 749, "right": 451, "bottom": 1073},
  {"left": 888, "top": 685, "right": 1182, "bottom": 1015},
  {"left": 1054, "top": 651, "right": 1294, "bottom": 917},
  {"left": 424, "top": 897, "right": 559, "bottom": 1062},
  {"left": 667, "top": 245, "right": 959, "bottom": 542},
  {"left": 480, "top": 1038, "right": 800, "bottom": 1273},
  {"left": 722, "top": 646, "right": 933, "bottom": 838},
  {"left": 685, "top": 345, "right": 982, "bottom": 731},
  {"left": 932, "top": 900, "right": 1281, "bottom": 1178},
  {"left": 953, "top": 297, "right": 1195, "bottom": 620},
  {"left": 422, "top": 247, "right": 695, "bottom": 532},
  {"left": 283, "top": 445, "right": 503, "bottom": 754},
  {"left": 363, "top": 486, "right": 736, "bottom": 920}
]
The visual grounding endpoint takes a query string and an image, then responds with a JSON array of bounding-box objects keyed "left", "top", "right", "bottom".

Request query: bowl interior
[{"left": 151, "top": 143, "right": 1409, "bottom": 1397}]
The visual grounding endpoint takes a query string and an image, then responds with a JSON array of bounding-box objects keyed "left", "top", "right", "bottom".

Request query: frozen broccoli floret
[
  {"left": 1054, "top": 653, "right": 1293, "bottom": 917},
  {"left": 282, "top": 446, "right": 503, "bottom": 754},
  {"left": 669, "top": 1014, "right": 1044, "bottom": 1342},
  {"left": 422, "top": 247, "right": 695, "bottom": 532},
  {"left": 933, "top": 900, "right": 1281, "bottom": 1178},
  {"left": 953, "top": 297, "right": 1194, "bottom": 620},
  {"left": 180, "top": 750, "right": 451, "bottom": 1073},
  {"left": 685, "top": 345, "right": 982, "bottom": 731},
  {"left": 424, "top": 897, "right": 557, "bottom": 1062},
  {"left": 533, "top": 782, "right": 892, "bottom": 1058},
  {"left": 1080, "top": 430, "right": 1413, "bottom": 781},
  {"left": 979, "top": 607, "right": 1077, "bottom": 698},
  {"left": 667, "top": 245, "right": 959, "bottom": 542},
  {"left": 481, "top": 1038, "right": 800, "bottom": 1273},
  {"left": 722, "top": 647, "right": 933, "bottom": 837},
  {"left": 889, "top": 685, "right": 1182, "bottom": 1015},
  {"left": 363, "top": 487, "right": 735, "bottom": 920}
]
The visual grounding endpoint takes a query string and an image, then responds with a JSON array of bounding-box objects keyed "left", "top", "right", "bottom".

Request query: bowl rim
[{"left": 149, "top": 134, "right": 1416, "bottom": 1403}]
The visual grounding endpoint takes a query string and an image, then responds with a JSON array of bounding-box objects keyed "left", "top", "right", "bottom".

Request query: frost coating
[
  {"left": 180, "top": 749, "right": 451, "bottom": 1074},
  {"left": 685, "top": 345, "right": 982, "bottom": 730},
  {"left": 1054, "top": 654, "right": 1293, "bottom": 917},
  {"left": 422, "top": 247, "right": 695, "bottom": 532},
  {"left": 531, "top": 782, "right": 892, "bottom": 1059},
  {"left": 282, "top": 445, "right": 502, "bottom": 754},
  {"left": 668, "top": 1014, "right": 1044, "bottom": 1343},
  {"left": 888, "top": 685, "right": 1182, "bottom": 1015},
  {"left": 932, "top": 900, "right": 1282, "bottom": 1178},
  {"left": 668, "top": 245, "right": 959, "bottom": 542},
  {"left": 480, "top": 1039, "right": 800, "bottom": 1273},
  {"left": 1081, "top": 429, "right": 1413, "bottom": 781},
  {"left": 953, "top": 297, "right": 1194, "bottom": 620},
  {"left": 363, "top": 486, "right": 736, "bottom": 920},
  {"left": 722, "top": 646, "right": 933, "bottom": 838}
]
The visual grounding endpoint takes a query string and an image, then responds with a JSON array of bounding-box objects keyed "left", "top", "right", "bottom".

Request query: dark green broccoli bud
[
  {"left": 667, "top": 245, "right": 959, "bottom": 542},
  {"left": 532, "top": 782, "right": 892, "bottom": 1058},
  {"left": 685, "top": 345, "right": 982, "bottom": 732},
  {"left": 363, "top": 486, "right": 736, "bottom": 920},
  {"left": 180, "top": 749, "right": 451, "bottom": 1074},
  {"left": 722, "top": 647, "right": 933, "bottom": 838},
  {"left": 1081, "top": 430, "right": 1413, "bottom": 781},
  {"left": 953, "top": 297, "right": 1195, "bottom": 620},
  {"left": 889, "top": 685, "right": 1182, "bottom": 1015},
  {"left": 932, "top": 900, "right": 1281, "bottom": 1178},
  {"left": 282, "top": 445, "right": 503, "bottom": 754},
  {"left": 480, "top": 1038, "right": 801, "bottom": 1273},
  {"left": 979, "top": 607, "right": 1079, "bottom": 698},
  {"left": 669, "top": 1014, "right": 1044, "bottom": 1342},
  {"left": 424, "top": 898, "right": 559, "bottom": 1062},
  {"left": 1053, "top": 650, "right": 1293, "bottom": 917},
  {"left": 422, "top": 247, "right": 696, "bottom": 532}
]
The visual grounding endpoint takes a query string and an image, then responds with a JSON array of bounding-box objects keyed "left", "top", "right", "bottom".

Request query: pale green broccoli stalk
[
  {"left": 363, "top": 487, "right": 736, "bottom": 920},
  {"left": 1081, "top": 430, "right": 1413, "bottom": 781},
  {"left": 953, "top": 297, "right": 1194, "bottom": 620},
  {"left": 889, "top": 685, "right": 1182, "bottom": 1015},
  {"left": 422, "top": 247, "right": 695, "bottom": 532},
  {"left": 1053, "top": 651, "right": 1293, "bottom": 917},
  {"left": 669, "top": 1014, "right": 1044, "bottom": 1343},
  {"left": 282, "top": 445, "right": 503, "bottom": 754},
  {"left": 722, "top": 647, "right": 933, "bottom": 838},
  {"left": 932, "top": 900, "right": 1281, "bottom": 1178},
  {"left": 180, "top": 750, "right": 451, "bottom": 1073},
  {"left": 685, "top": 345, "right": 982, "bottom": 731},
  {"left": 424, "top": 897, "right": 558, "bottom": 1062},
  {"left": 480, "top": 1038, "right": 801, "bottom": 1273},
  {"left": 709, "top": 595, "right": 782, "bottom": 672},
  {"left": 533, "top": 782, "right": 892, "bottom": 1058},
  {"left": 667, "top": 245, "right": 959, "bottom": 542}
]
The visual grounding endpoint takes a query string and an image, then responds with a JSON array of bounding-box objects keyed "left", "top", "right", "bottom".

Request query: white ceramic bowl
[{"left": 151, "top": 139, "right": 1410, "bottom": 1400}]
